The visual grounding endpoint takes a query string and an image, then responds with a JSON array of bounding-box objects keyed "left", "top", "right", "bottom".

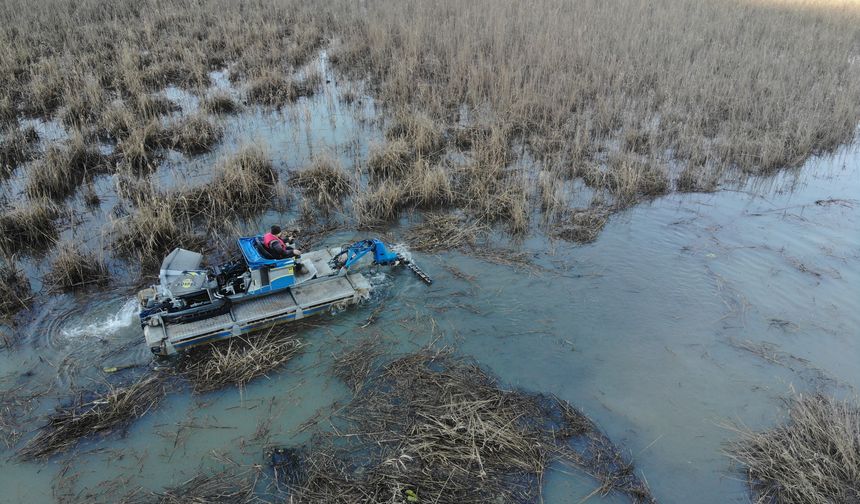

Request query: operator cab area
[{"left": 239, "top": 236, "right": 318, "bottom": 295}]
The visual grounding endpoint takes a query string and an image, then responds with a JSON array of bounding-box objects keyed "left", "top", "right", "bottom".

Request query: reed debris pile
[
  {"left": 179, "top": 330, "right": 304, "bottom": 393},
  {"left": 290, "top": 350, "right": 655, "bottom": 503},
  {"left": 18, "top": 374, "right": 167, "bottom": 460},
  {"left": 728, "top": 394, "right": 860, "bottom": 504},
  {"left": 331, "top": 337, "right": 385, "bottom": 393}
]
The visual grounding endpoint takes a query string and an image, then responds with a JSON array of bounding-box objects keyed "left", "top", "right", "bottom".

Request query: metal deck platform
[{"left": 144, "top": 248, "right": 371, "bottom": 355}]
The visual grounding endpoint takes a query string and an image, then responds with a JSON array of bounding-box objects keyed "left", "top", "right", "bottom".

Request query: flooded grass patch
[
  {"left": 46, "top": 244, "right": 110, "bottom": 292},
  {"left": 727, "top": 394, "right": 860, "bottom": 504},
  {"left": 25, "top": 134, "right": 110, "bottom": 200},
  {"left": 0, "top": 125, "right": 38, "bottom": 177},
  {"left": 0, "top": 199, "right": 61, "bottom": 253},
  {"left": 0, "top": 260, "right": 31, "bottom": 320},
  {"left": 289, "top": 156, "right": 352, "bottom": 213}
]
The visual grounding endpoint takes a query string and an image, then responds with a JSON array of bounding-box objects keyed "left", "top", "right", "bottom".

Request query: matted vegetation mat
[
  {"left": 727, "top": 394, "right": 860, "bottom": 504},
  {"left": 177, "top": 327, "right": 305, "bottom": 394},
  {"left": 285, "top": 348, "right": 655, "bottom": 503},
  {"left": 123, "top": 468, "right": 261, "bottom": 504},
  {"left": 17, "top": 373, "right": 168, "bottom": 460}
]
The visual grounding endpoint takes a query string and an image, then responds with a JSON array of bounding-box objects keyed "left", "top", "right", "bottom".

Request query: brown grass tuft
[
  {"left": 25, "top": 134, "right": 109, "bottom": 200},
  {"left": 677, "top": 164, "right": 719, "bottom": 193},
  {"left": 0, "top": 199, "right": 60, "bottom": 253},
  {"left": 367, "top": 139, "right": 413, "bottom": 180},
  {"left": 407, "top": 160, "right": 454, "bottom": 208},
  {"left": 0, "top": 260, "right": 31, "bottom": 318},
  {"left": 47, "top": 244, "right": 109, "bottom": 291},
  {"left": 116, "top": 119, "right": 171, "bottom": 172},
  {"left": 290, "top": 156, "right": 352, "bottom": 212},
  {"left": 353, "top": 179, "right": 408, "bottom": 227},
  {"left": 0, "top": 126, "right": 38, "bottom": 177},
  {"left": 167, "top": 114, "right": 223, "bottom": 155},
  {"left": 202, "top": 91, "right": 241, "bottom": 114},
  {"left": 111, "top": 197, "right": 203, "bottom": 271},
  {"left": 727, "top": 394, "right": 860, "bottom": 504},
  {"left": 556, "top": 207, "right": 609, "bottom": 244},
  {"left": 386, "top": 113, "right": 445, "bottom": 158},
  {"left": 247, "top": 71, "right": 318, "bottom": 107},
  {"left": 130, "top": 93, "right": 180, "bottom": 118}
]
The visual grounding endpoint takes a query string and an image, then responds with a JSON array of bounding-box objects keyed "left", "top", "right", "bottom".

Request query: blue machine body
[{"left": 335, "top": 239, "right": 401, "bottom": 270}]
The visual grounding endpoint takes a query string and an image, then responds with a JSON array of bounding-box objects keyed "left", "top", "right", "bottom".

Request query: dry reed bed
[
  {"left": 18, "top": 374, "right": 167, "bottom": 460},
  {"left": 1, "top": 0, "right": 853, "bottom": 246},
  {"left": 291, "top": 349, "right": 655, "bottom": 503},
  {"left": 727, "top": 394, "right": 860, "bottom": 504},
  {"left": 177, "top": 329, "right": 304, "bottom": 394}
]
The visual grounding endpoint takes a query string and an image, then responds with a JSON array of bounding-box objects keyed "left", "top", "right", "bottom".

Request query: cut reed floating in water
[
  {"left": 727, "top": 394, "right": 860, "bottom": 504},
  {"left": 331, "top": 336, "right": 385, "bottom": 393},
  {"left": 292, "top": 349, "right": 655, "bottom": 503},
  {"left": 18, "top": 374, "right": 167, "bottom": 460},
  {"left": 122, "top": 468, "right": 259, "bottom": 504},
  {"left": 178, "top": 328, "right": 304, "bottom": 393}
]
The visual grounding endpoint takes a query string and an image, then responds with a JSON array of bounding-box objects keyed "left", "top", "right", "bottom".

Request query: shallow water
[{"left": 1, "top": 52, "right": 859, "bottom": 503}]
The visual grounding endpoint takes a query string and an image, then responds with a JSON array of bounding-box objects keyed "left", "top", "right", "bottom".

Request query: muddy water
[{"left": 0, "top": 51, "right": 859, "bottom": 503}]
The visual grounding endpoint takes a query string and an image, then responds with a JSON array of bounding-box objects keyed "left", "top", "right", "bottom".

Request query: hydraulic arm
[{"left": 331, "top": 239, "right": 433, "bottom": 285}]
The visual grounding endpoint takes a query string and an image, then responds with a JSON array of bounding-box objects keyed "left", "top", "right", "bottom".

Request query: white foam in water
[
  {"left": 391, "top": 243, "right": 413, "bottom": 263},
  {"left": 60, "top": 298, "right": 138, "bottom": 339}
]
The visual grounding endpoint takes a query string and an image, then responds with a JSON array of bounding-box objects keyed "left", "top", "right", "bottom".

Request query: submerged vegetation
[{"left": 728, "top": 394, "right": 860, "bottom": 504}]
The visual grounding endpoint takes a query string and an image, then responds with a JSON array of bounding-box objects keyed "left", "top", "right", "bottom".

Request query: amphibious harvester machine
[{"left": 138, "top": 237, "right": 430, "bottom": 355}]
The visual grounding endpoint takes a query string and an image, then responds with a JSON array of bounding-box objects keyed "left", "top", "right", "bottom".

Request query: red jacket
[{"left": 263, "top": 232, "right": 285, "bottom": 250}]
